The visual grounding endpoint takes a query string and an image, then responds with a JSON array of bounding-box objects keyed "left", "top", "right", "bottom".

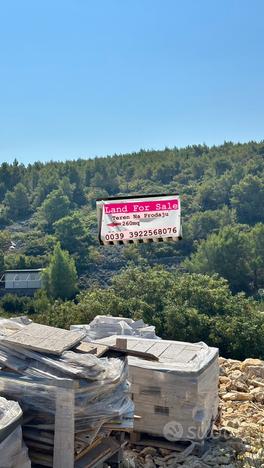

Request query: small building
[{"left": 0, "top": 269, "right": 43, "bottom": 296}]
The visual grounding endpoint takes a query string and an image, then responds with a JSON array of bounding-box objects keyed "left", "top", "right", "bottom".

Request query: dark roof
[
  {"left": 5, "top": 269, "right": 43, "bottom": 273},
  {"left": 96, "top": 192, "right": 179, "bottom": 201}
]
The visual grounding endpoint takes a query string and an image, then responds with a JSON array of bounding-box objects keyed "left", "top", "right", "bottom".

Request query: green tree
[
  {"left": 152, "top": 164, "right": 174, "bottom": 184},
  {"left": 164, "top": 273, "right": 239, "bottom": 315},
  {"left": 37, "top": 300, "right": 81, "bottom": 329},
  {"left": 43, "top": 243, "right": 78, "bottom": 300},
  {"left": 185, "top": 207, "right": 236, "bottom": 243},
  {"left": 231, "top": 175, "right": 264, "bottom": 224},
  {"left": 212, "top": 310, "right": 264, "bottom": 360},
  {"left": 164, "top": 304, "right": 212, "bottom": 343},
  {"left": 4, "top": 183, "right": 31, "bottom": 219},
  {"left": 59, "top": 177, "right": 75, "bottom": 200},
  {"left": 0, "top": 250, "right": 5, "bottom": 276},
  {"left": 196, "top": 177, "right": 230, "bottom": 210},
  {"left": 212, "top": 158, "right": 232, "bottom": 177},
  {"left": 40, "top": 189, "right": 71, "bottom": 230},
  {"left": 53, "top": 212, "right": 88, "bottom": 254},
  {"left": 183, "top": 226, "right": 251, "bottom": 293},
  {"left": 66, "top": 166, "right": 86, "bottom": 205},
  {"left": 0, "top": 232, "right": 11, "bottom": 252},
  {"left": 248, "top": 223, "right": 264, "bottom": 291},
  {"left": 111, "top": 266, "right": 175, "bottom": 334},
  {"left": 0, "top": 183, "right": 6, "bottom": 202}
]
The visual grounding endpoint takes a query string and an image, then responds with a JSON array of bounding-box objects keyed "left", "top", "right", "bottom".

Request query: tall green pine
[{"left": 43, "top": 243, "right": 78, "bottom": 300}]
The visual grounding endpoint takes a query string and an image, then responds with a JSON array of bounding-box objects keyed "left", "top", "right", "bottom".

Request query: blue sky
[{"left": 0, "top": 0, "right": 264, "bottom": 164}]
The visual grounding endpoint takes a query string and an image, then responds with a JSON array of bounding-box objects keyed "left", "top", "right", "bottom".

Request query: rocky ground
[{"left": 124, "top": 357, "right": 264, "bottom": 467}]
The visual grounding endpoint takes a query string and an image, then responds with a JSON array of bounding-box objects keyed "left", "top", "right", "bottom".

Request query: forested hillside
[{"left": 0, "top": 141, "right": 263, "bottom": 359}]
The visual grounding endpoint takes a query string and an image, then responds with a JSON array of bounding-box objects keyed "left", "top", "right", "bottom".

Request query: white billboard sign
[{"left": 96, "top": 194, "right": 181, "bottom": 245}]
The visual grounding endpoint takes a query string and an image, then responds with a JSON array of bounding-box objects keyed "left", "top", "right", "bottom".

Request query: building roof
[{"left": 5, "top": 269, "right": 44, "bottom": 273}]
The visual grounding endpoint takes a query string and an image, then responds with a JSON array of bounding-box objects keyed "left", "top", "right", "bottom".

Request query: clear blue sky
[{"left": 0, "top": 0, "right": 264, "bottom": 164}]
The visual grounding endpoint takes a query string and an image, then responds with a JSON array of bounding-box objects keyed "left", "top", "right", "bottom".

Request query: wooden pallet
[
  {"left": 75, "top": 438, "right": 120, "bottom": 468},
  {"left": 128, "top": 431, "right": 207, "bottom": 457}
]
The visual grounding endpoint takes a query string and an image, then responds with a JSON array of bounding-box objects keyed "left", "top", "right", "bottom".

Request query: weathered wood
[
  {"left": 129, "top": 432, "right": 191, "bottom": 451},
  {"left": 53, "top": 384, "right": 75, "bottom": 468},
  {"left": 115, "top": 338, "right": 127, "bottom": 350},
  {"left": 23, "top": 428, "right": 54, "bottom": 445},
  {"left": 29, "top": 452, "right": 53, "bottom": 467},
  {"left": 25, "top": 440, "right": 53, "bottom": 453},
  {"left": 75, "top": 339, "right": 158, "bottom": 360},
  {"left": 129, "top": 432, "right": 140, "bottom": 443},
  {"left": 75, "top": 438, "right": 120, "bottom": 468},
  {"left": 109, "top": 346, "right": 158, "bottom": 361},
  {"left": 75, "top": 436, "right": 103, "bottom": 460}
]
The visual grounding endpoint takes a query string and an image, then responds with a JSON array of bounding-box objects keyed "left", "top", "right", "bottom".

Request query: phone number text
[{"left": 104, "top": 227, "right": 178, "bottom": 241}]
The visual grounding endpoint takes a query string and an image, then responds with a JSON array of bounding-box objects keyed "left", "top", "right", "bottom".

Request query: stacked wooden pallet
[
  {"left": 0, "top": 320, "right": 134, "bottom": 467},
  {"left": 97, "top": 336, "right": 219, "bottom": 442}
]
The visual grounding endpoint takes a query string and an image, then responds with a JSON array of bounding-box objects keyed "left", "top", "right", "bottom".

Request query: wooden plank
[
  {"left": 129, "top": 433, "right": 191, "bottom": 452},
  {"left": 25, "top": 440, "right": 53, "bottom": 453},
  {"left": 109, "top": 346, "right": 158, "bottom": 361},
  {"left": 90, "top": 338, "right": 158, "bottom": 360},
  {"left": 29, "top": 452, "right": 53, "bottom": 467},
  {"left": 23, "top": 429, "right": 54, "bottom": 445},
  {"left": 53, "top": 384, "right": 75, "bottom": 468},
  {"left": 115, "top": 338, "right": 127, "bottom": 350},
  {"left": 2, "top": 323, "right": 86, "bottom": 355},
  {"left": 75, "top": 438, "right": 120, "bottom": 468},
  {"left": 130, "top": 432, "right": 140, "bottom": 443},
  {"left": 75, "top": 437, "right": 103, "bottom": 460}
]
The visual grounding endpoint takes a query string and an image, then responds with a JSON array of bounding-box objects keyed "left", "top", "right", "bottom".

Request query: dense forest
[{"left": 0, "top": 141, "right": 263, "bottom": 359}]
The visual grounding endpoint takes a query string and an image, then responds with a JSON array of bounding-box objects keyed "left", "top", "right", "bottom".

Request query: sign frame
[{"left": 96, "top": 193, "right": 182, "bottom": 245}]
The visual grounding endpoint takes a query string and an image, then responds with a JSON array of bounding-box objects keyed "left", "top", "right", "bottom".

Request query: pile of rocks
[
  {"left": 219, "top": 357, "right": 264, "bottom": 467},
  {"left": 124, "top": 356, "right": 264, "bottom": 467}
]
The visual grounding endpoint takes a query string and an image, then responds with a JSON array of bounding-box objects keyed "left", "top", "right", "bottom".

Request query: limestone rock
[
  {"left": 219, "top": 376, "right": 230, "bottom": 384},
  {"left": 240, "top": 358, "right": 263, "bottom": 370},
  {"left": 222, "top": 391, "right": 253, "bottom": 401},
  {"left": 229, "top": 370, "right": 243, "bottom": 380},
  {"left": 159, "top": 449, "right": 172, "bottom": 457},
  {"left": 144, "top": 454, "right": 156, "bottom": 467},
  {"left": 250, "top": 387, "right": 264, "bottom": 403},
  {"left": 245, "top": 365, "right": 264, "bottom": 379},
  {"left": 251, "top": 378, "right": 264, "bottom": 388},
  {"left": 139, "top": 447, "right": 157, "bottom": 457}
]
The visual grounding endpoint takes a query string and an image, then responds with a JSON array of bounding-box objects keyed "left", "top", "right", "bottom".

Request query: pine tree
[
  {"left": 4, "top": 183, "right": 31, "bottom": 219},
  {"left": 43, "top": 243, "right": 78, "bottom": 300},
  {"left": 40, "top": 189, "right": 71, "bottom": 230},
  {"left": 0, "top": 250, "right": 5, "bottom": 276}
]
